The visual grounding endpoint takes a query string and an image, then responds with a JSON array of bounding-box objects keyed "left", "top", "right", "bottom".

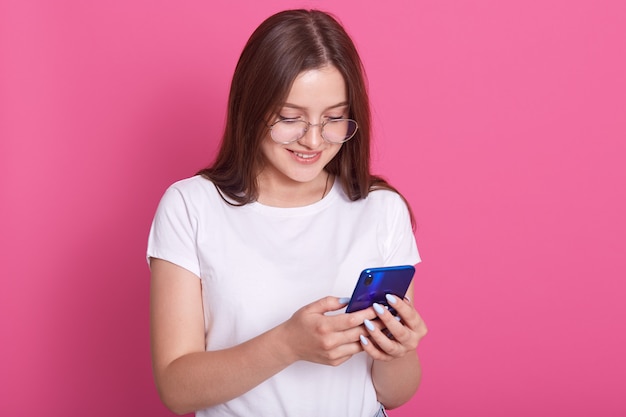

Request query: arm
[
  {"left": 150, "top": 258, "right": 376, "bottom": 415},
  {"left": 150, "top": 258, "right": 291, "bottom": 414},
  {"left": 360, "top": 283, "right": 428, "bottom": 409},
  {"left": 372, "top": 349, "right": 422, "bottom": 408}
]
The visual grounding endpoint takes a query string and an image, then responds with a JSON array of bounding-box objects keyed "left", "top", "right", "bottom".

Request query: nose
[{"left": 297, "top": 122, "right": 324, "bottom": 148}]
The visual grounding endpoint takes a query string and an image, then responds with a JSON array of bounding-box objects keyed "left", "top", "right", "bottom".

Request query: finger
[
  {"left": 359, "top": 334, "right": 394, "bottom": 361},
  {"left": 363, "top": 315, "right": 404, "bottom": 355},
  {"left": 323, "top": 340, "right": 366, "bottom": 366},
  {"left": 307, "top": 296, "right": 352, "bottom": 314},
  {"left": 327, "top": 307, "right": 377, "bottom": 336},
  {"left": 371, "top": 301, "right": 423, "bottom": 353},
  {"left": 385, "top": 294, "right": 421, "bottom": 330},
  {"left": 372, "top": 301, "right": 403, "bottom": 329},
  {"left": 378, "top": 296, "right": 428, "bottom": 346},
  {"left": 383, "top": 299, "right": 423, "bottom": 346}
]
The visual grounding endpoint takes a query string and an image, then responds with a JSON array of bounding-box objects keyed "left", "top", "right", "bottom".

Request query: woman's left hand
[{"left": 360, "top": 294, "right": 427, "bottom": 361}]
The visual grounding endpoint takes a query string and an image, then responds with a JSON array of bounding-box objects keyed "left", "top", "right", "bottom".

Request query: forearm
[
  {"left": 372, "top": 350, "right": 422, "bottom": 409},
  {"left": 156, "top": 325, "right": 293, "bottom": 414}
]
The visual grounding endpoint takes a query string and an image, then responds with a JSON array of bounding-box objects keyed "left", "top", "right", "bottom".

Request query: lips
[{"left": 289, "top": 150, "right": 321, "bottom": 163}]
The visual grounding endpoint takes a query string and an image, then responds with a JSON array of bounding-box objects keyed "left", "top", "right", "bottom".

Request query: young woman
[{"left": 148, "top": 9, "right": 427, "bottom": 417}]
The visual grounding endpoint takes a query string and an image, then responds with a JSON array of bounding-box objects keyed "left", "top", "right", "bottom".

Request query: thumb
[{"left": 307, "top": 296, "right": 350, "bottom": 314}]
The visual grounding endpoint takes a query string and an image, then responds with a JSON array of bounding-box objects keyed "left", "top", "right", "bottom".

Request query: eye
[{"left": 278, "top": 115, "right": 302, "bottom": 122}]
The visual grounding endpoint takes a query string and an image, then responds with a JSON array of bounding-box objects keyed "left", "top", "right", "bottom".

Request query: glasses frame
[{"left": 268, "top": 118, "right": 359, "bottom": 145}]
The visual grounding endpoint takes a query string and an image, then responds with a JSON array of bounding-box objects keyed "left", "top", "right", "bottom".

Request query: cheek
[
  {"left": 327, "top": 144, "right": 343, "bottom": 161},
  {"left": 260, "top": 138, "right": 285, "bottom": 160}
]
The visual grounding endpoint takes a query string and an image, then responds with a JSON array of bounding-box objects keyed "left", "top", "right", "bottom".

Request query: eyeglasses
[{"left": 269, "top": 118, "right": 359, "bottom": 144}]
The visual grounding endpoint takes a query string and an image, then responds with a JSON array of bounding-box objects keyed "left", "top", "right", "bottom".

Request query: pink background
[{"left": 1, "top": 0, "right": 625, "bottom": 416}]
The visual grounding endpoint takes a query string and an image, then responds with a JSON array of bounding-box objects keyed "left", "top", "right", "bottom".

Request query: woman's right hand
[{"left": 278, "top": 296, "right": 377, "bottom": 366}]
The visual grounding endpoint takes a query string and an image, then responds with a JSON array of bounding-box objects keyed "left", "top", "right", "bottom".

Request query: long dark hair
[{"left": 197, "top": 9, "right": 414, "bottom": 225}]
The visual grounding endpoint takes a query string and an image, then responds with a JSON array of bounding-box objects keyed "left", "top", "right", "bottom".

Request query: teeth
[{"left": 294, "top": 152, "right": 316, "bottom": 159}]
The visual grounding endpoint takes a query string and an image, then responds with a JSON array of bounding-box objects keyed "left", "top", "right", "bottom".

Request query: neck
[{"left": 257, "top": 171, "right": 332, "bottom": 208}]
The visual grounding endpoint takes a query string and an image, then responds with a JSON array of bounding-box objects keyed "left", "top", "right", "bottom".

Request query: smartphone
[{"left": 345, "top": 265, "right": 415, "bottom": 313}]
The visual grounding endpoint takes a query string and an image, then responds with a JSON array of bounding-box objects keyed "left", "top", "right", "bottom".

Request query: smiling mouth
[{"left": 292, "top": 151, "right": 318, "bottom": 159}]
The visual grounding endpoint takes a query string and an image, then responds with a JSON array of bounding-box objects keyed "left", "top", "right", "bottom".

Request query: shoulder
[
  {"left": 361, "top": 188, "right": 413, "bottom": 229},
  {"left": 363, "top": 188, "right": 408, "bottom": 211},
  {"left": 334, "top": 184, "right": 409, "bottom": 217},
  {"left": 162, "top": 175, "right": 220, "bottom": 202},
  {"left": 166, "top": 175, "right": 215, "bottom": 195},
  {"left": 156, "top": 175, "right": 223, "bottom": 215}
]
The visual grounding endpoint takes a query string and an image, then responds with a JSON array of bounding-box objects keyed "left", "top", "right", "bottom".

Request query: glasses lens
[
  {"left": 323, "top": 119, "right": 358, "bottom": 143},
  {"left": 270, "top": 119, "right": 359, "bottom": 144},
  {"left": 271, "top": 120, "right": 308, "bottom": 144}
]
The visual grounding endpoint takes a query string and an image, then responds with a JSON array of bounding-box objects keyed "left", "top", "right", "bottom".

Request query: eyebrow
[{"left": 281, "top": 101, "right": 349, "bottom": 111}]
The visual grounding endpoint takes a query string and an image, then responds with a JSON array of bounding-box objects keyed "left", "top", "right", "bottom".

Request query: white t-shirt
[{"left": 147, "top": 175, "right": 420, "bottom": 417}]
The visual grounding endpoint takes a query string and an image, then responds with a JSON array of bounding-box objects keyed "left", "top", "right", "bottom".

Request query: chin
[{"left": 286, "top": 171, "right": 325, "bottom": 184}]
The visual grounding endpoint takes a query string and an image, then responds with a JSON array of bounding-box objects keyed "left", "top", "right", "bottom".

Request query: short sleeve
[
  {"left": 147, "top": 185, "right": 201, "bottom": 278},
  {"left": 379, "top": 192, "right": 421, "bottom": 266}
]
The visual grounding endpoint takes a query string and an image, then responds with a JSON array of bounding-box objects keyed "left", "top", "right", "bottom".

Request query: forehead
[{"left": 282, "top": 65, "right": 347, "bottom": 110}]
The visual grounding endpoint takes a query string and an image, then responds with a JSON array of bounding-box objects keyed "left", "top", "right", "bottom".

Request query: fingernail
[
  {"left": 360, "top": 334, "right": 369, "bottom": 345},
  {"left": 395, "top": 315, "right": 402, "bottom": 322},
  {"left": 364, "top": 319, "right": 375, "bottom": 331},
  {"left": 373, "top": 303, "right": 385, "bottom": 315},
  {"left": 386, "top": 294, "right": 398, "bottom": 305},
  {"left": 339, "top": 297, "right": 350, "bottom": 304}
]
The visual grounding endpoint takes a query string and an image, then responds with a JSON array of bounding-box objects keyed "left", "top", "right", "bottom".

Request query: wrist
[{"left": 266, "top": 322, "right": 299, "bottom": 367}]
